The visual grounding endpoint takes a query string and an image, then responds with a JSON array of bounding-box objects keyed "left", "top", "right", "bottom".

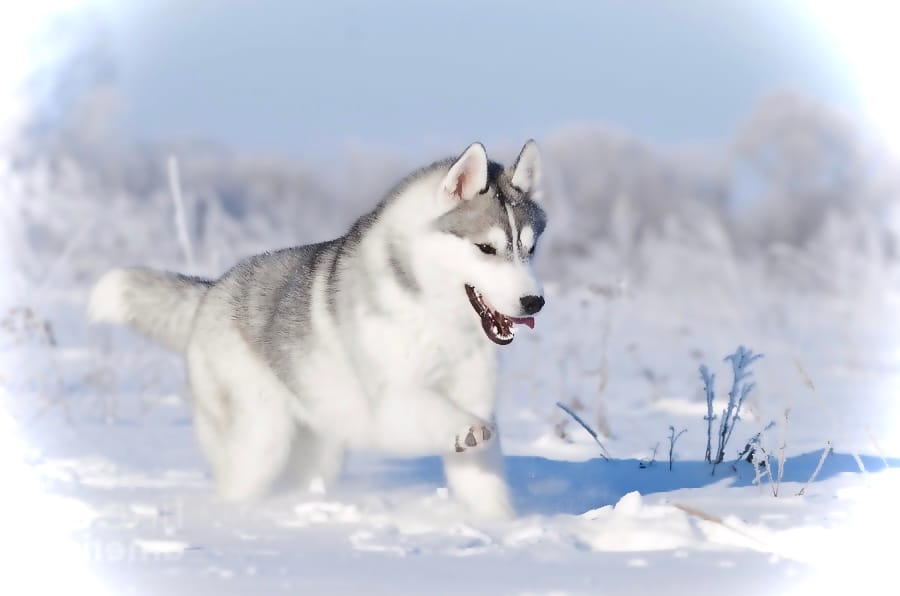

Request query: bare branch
[
  {"left": 797, "top": 441, "right": 832, "bottom": 496},
  {"left": 556, "top": 401, "right": 611, "bottom": 460}
]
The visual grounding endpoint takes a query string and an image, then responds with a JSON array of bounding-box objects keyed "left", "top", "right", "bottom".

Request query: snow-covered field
[
  {"left": 3, "top": 104, "right": 900, "bottom": 594},
  {"left": 4, "top": 255, "right": 900, "bottom": 594}
]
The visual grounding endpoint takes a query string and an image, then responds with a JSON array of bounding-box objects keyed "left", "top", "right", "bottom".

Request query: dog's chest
[{"left": 352, "top": 303, "right": 487, "bottom": 386}]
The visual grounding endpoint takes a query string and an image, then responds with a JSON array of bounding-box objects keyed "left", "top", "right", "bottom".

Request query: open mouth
[{"left": 465, "top": 284, "right": 535, "bottom": 346}]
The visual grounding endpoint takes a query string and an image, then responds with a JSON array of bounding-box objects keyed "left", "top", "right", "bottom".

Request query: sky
[{"left": 41, "top": 0, "right": 863, "bottom": 157}]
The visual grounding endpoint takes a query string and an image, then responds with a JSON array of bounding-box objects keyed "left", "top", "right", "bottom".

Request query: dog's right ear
[{"left": 440, "top": 142, "right": 488, "bottom": 202}]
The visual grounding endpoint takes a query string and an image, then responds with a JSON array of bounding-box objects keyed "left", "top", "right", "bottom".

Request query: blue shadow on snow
[{"left": 349, "top": 450, "right": 897, "bottom": 516}]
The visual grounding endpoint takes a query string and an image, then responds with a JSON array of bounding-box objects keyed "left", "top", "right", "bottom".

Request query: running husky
[{"left": 89, "top": 140, "right": 547, "bottom": 519}]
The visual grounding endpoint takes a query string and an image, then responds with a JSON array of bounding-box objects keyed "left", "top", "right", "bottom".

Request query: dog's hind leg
[
  {"left": 188, "top": 340, "right": 295, "bottom": 501},
  {"left": 215, "top": 381, "right": 295, "bottom": 501},
  {"left": 187, "top": 348, "right": 230, "bottom": 485},
  {"left": 212, "top": 396, "right": 293, "bottom": 501},
  {"left": 278, "top": 423, "right": 345, "bottom": 494}
]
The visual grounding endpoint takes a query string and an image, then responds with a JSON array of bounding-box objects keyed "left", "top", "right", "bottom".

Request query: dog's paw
[{"left": 453, "top": 424, "right": 495, "bottom": 453}]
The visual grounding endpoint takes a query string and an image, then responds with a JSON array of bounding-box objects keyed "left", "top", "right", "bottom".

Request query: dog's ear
[
  {"left": 441, "top": 142, "right": 488, "bottom": 202},
  {"left": 510, "top": 139, "right": 542, "bottom": 200}
]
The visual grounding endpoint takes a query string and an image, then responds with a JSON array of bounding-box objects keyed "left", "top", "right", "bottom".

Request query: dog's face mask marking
[{"left": 434, "top": 140, "right": 547, "bottom": 345}]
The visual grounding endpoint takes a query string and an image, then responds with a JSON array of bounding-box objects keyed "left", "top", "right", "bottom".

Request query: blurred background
[
  {"left": 3, "top": 0, "right": 899, "bottom": 443},
  {"left": 4, "top": 0, "right": 896, "bottom": 283}
]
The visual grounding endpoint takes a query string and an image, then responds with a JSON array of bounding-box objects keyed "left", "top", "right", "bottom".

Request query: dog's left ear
[
  {"left": 510, "top": 139, "right": 542, "bottom": 200},
  {"left": 441, "top": 142, "right": 489, "bottom": 202}
]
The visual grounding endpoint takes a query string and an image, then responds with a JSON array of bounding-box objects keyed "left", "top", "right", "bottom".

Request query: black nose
[{"left": 520, "top": 295, "right": 545, "bottom": 315}]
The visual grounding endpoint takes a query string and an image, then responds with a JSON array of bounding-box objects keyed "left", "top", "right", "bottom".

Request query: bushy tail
[{"left": 88, "top": 267, "right": 213, "bottom": 352}]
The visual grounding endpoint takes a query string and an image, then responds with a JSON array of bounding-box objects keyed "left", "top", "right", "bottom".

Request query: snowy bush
[{"left": 700, "top": 346, "right": 764, "bottom": 473}]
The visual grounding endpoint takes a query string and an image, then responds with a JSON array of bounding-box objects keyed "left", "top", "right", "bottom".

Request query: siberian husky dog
[{"left": 89, "top": 140, "right": 547, "bottom": 519}]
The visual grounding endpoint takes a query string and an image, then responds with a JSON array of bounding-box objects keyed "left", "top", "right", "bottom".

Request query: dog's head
[{"left": 428, "top": 140, "right": 548, "bottom": 345}]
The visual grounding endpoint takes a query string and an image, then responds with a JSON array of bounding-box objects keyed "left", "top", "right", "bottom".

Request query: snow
[{"left": 5, "top": 279, "right": 899, "bottom": 594}]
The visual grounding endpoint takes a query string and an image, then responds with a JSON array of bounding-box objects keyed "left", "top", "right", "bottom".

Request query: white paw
[{"left": 453, "top": 424, "right": 495, "bottom": 453}]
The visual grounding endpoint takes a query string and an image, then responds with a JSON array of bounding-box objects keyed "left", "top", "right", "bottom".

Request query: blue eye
[{"left": 475, "top": 243, "right": 496, "bottom": 255}]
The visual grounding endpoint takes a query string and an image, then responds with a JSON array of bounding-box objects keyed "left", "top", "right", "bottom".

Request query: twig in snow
[
  {"left": 672, "top": 503, "right": 770, "bottom": 550},
  {"left": 556, "top": 401, "right": 611, "bottom": 460},
  {"left": 700, "top": 365, "right": 716, "bottom": 464},
  {"left": 591, "top": 287, "right": 617, "bottom": 439},
  {"left": 167, "top": 155, "right": 194, "bottom": 268},
  {"left": 775, "top": 408, "right": 789, "bottom": 496},
  {"left": 667, "top": 426, "right": 687, "bottom": 471},
  {"left": 712, "top": 346, "right": 763, "bottom": 473},
  {"left": 758, "top": 444, "right": 777, "bottom": 496},
  {"left": 750, "top": 449, "right": 765, "bottom": 495},
  {"left": 864, "top": 426, "right": 890, "bottom": 469},
  {"left": 797, "top": 441, "right": 833, "bottom": 496},
  {"left": 794, "top": 360, "right": 868, "bottom": 479},
  {"left": 736, "top": 422, "right": 771, "bottom": 493},
  {"left": 699, "top": 347, "right": 763, "bottom": 474},
  {"left": 639, "top": 442, "right": 660, "bottom": 469}
]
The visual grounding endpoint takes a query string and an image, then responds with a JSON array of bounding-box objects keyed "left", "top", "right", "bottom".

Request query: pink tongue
[{"left": 509, "top": 316, "right": 535, "bottom": 329}]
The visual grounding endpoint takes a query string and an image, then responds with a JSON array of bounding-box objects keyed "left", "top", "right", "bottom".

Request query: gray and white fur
[{"left": 89, "top": 140, "right": 547, "bottom": 519}]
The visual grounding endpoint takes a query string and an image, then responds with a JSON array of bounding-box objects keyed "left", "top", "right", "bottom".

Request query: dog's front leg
[
  {"left": 372, "top": 387, "right": 513, "bottom": 519},
  {"left": 372, "top": 387, "right": 490, "bottom": 454},
  {"left": 443, "top": 435, "right": 513, "bottom": 520},
  {"left": 439, "top": 356, "right": 512, "bottom": 519}
]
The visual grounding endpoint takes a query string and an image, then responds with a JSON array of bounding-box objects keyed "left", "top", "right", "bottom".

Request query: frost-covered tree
[{"left": 727, "top": 93, "right": 880, "bottom": 250}]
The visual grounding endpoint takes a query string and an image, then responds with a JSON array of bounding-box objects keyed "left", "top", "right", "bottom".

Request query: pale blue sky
[{"left": 95, "top": 0, "right": 859, "bottom": 157}]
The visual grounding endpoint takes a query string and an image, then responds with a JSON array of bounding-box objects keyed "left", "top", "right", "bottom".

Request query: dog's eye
[
  {"left": 475, "top": 243, "right": 496, "bottom": 255},
  {"left": 528, "top": 244, "right": 536, "bottom": 256}
]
